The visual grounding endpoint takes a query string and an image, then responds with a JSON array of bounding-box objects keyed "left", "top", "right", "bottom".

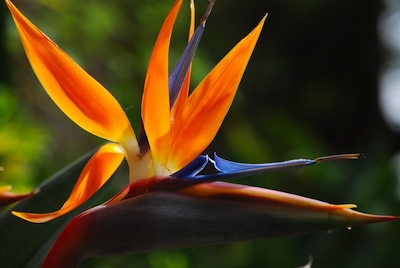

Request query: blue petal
[
  {"left": 168, "top": 25, "right": 205, "bottom": 107},
  {"left": 172, "top": 155, "right": 209, "bottom": 178},
  {"left": 174, "top": 154, "right": 316, "bottom": 181},
  {"left": 213, "top": 153, "right": 316, "bottom": 174},
  {"left": 175, "top": 153, "right": 360, "bottom": 182}
]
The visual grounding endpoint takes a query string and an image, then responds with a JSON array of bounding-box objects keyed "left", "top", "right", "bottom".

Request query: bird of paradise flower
[{"left": 5, "top": 0, "right": 398, "bottom": 267}]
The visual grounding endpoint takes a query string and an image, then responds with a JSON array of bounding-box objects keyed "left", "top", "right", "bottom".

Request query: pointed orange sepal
[
  {"left": 142, "top": 0, "right": 184, "bottom": 172},
  {"left": 169, "top": 15, "right": 267, "bottom": 171},
  {"left": 12, "top": 143, "right": 125, "bottom": 223},
  {"left": 5, "top": 0, "right": 137, "bottom": 145}
]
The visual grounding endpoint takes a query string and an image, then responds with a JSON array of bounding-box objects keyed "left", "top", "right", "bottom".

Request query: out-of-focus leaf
[{"left": 0, "top": 147, "right": 114, "bottom": 268}]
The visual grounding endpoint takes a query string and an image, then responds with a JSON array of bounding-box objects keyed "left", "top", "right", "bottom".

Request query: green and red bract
[{"left": 42, "top": 179, "right": 396, "bottom": 268}]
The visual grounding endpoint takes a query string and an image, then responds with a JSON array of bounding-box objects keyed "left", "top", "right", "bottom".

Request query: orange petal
[
  {"left": 142, "top": 0, "right": 183, "bottom": 173},
  {"left": 6, "top": 0, "right": 136, "bottom": 144},
  {"left": 12, "top": 143, "right": 125, "bottom": 223},
  {"left": 169, "top": 16, "right": 267, "bottom": 171},
  {"left": 171, "top": 0, "right": 195, "bottom": 119}
]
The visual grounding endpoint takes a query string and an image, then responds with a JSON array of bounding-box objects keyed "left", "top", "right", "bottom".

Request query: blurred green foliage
[
  {"left": 1, "top": 0, "right": 400, "bottom": 267},
  {"left": 0, "top": 87, "right": 49, "bottom": 192}
]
